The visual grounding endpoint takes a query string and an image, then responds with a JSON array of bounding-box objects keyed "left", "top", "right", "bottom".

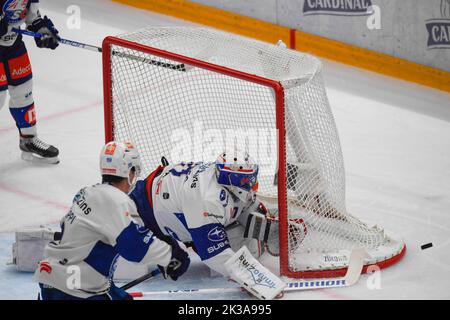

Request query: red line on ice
[
  {"left": 0, "top": 100, "right": 102, "bottom": 134},
  {"left": 0, "top": 183, "right": 70, "bottom": 212}
]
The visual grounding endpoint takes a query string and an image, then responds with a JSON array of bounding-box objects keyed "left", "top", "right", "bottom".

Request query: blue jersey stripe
[
  {"left": 84, "top": 241, "right": 118, "bottom": 278},
  {"left": 114, "top": 222, "right": 155, "bottom": 263},
  {"left": 85, "top": 222, "right": 157, "bottom": 277}
]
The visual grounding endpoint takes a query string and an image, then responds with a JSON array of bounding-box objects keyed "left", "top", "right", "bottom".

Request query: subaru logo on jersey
[
  {"left": 426, "top": 0, "right": 450, "bottom": 49},
  {"left": 303, "top": 0, "right": 373, "bottom": 16},
  {"left": 207, "top": 226, "right": 227, "bottom": 242},
  {"left": 3, "top": 0, "right": 29, "bottom": 24},
  {"left": 106, "top": 157, "right": 112, "bottom": 163}
]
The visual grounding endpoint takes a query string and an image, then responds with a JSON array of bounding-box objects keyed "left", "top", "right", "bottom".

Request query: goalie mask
[
  {"left": 215, "top": 152, "right": 259, "bottom": 203},
  {"left": 99, "top": 141, "right": 142, "bottom": 192}
]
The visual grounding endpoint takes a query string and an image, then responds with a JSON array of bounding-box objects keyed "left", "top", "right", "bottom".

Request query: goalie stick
[
  {"left": 120, "top": 268, "right": 161, "bottom": 291},
  {"left": 12, "top": 28, "right": 186, "bottom": 72},
  {"left": 120, "top": 254, "right": 189, "bottom": 291},
  {"left": 128, "top": 248, "right": 367, "bottom": 298}
]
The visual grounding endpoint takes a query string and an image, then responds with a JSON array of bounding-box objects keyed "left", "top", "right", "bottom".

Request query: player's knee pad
[
  {"left": 8, "top": 79, "right": 34, "bottom": 108},
  {"left": 8, "top": 81, "right": 36, "bottom": 134}
]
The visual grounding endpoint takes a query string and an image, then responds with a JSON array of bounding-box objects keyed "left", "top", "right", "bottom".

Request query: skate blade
[{"left": 21, "top": 152, "right": 60, "bottom": 165}]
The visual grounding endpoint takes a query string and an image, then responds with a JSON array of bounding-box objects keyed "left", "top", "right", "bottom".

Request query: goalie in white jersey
[
  {"left": 34, "top": 141, "right": 190, "bottom": 300},
  {"left": 130, "top": 152, "right": 268, "bottom": 278}
]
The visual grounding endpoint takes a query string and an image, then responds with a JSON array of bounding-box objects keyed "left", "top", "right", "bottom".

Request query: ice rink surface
[{"left": 0, "top": 0, "right": 449, "bottom": 300}]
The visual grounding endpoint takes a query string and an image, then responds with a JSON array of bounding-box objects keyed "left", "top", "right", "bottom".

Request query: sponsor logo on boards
[
  {"left": 303, "top": 0, "right": 374, "bottom": 16},
  {"left": 426, "top": 0, "right": 450, "bottom": 49}
]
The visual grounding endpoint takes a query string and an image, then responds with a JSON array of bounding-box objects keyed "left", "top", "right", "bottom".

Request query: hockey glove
[
  {"left": 158, "top": 235, "right": 190, "bottom": 281},
  {"left": 0, "top": 14, "right": 8, "bottom": 37},
  {"left": 27, "top": 16, "right": 60, "bottom": 50}
]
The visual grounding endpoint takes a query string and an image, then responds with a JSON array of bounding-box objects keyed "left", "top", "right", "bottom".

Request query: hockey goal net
[{"left": 103, "top": 27, "right": 405, "bottom": 279}]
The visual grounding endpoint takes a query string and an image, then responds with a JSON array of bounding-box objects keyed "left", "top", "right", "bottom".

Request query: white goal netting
[{"left": 104, "top": 27, "right": 405, "bottom": 278}]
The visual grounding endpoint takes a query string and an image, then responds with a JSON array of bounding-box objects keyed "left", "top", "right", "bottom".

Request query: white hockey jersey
[
  {"left": 1, "top": 0, "right": 41, "bottom": 46},
  {"left": 130, "top": 162, "right": 251, "bottom": 277},
  {"left": 33, "top": 183, "right": 172, "bottom": 299}
]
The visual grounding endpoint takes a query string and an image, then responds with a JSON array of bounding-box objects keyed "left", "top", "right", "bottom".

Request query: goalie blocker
[{"left": 236, "top": 199, "right": 307, "bottom": 256}]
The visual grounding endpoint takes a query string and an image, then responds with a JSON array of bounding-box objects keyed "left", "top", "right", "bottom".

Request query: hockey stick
[
  {"left": 12, "top": 28, "right": 186, "bottom": 72},
  {"left": 120, "top": 258, "right": 187, "bottom": 291},
  {"left": 12, "top": 28, "right": 102, "bottom": 52},
  {"left": 129, "top": 248, "right": 366, "bottom": 298},
  {"left": 120, "top": 268, "right": 161, "bottom": 291}
]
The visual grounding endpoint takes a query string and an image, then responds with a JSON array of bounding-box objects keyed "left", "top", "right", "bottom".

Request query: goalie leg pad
[
  {"left": 11, "top": 227, "right": 56, "bottom": 272},
  {"left": 225, "top": 246, "right": 286, "bottom": 300}
]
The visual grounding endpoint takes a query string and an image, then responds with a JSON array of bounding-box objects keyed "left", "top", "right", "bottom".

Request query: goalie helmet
[
  {"left": 99, "top": 141, "right": 142, "bottom": 189},
  {"left": 215, "top": 152, "right": 259, "bottom": 203}
]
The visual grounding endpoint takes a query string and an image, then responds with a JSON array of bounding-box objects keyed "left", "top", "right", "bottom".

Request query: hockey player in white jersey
[
  {"left": 130, "top": 152, "right": 269, "bottom": 277},
  {"left": 34, "top": 141, "right": 190, "bottom": 300}
]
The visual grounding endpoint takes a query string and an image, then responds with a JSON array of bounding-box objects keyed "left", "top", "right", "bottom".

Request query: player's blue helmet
[{"left": 215, "top": 152, "right": 259, "bottom": 202}]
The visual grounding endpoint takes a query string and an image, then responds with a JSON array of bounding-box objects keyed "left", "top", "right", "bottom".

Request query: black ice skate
[{"left": 20, "top": 135, "right": 60, "bottom": 164}]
